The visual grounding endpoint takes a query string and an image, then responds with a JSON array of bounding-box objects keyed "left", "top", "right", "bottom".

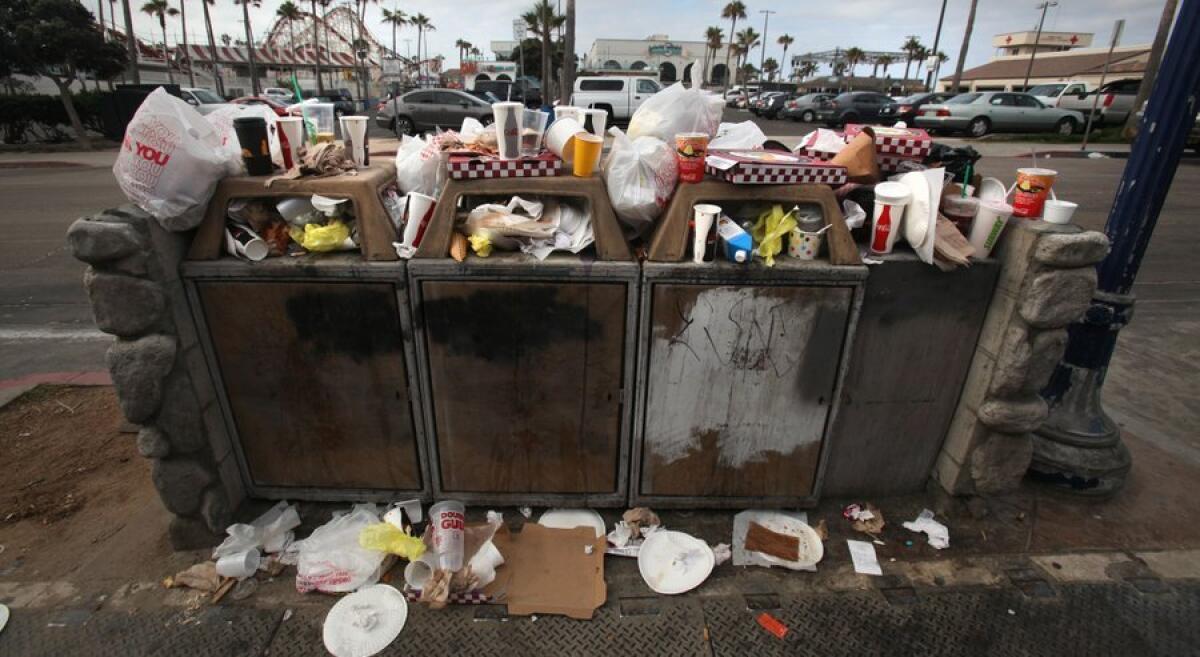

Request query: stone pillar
[
  {"left": 67, "top": 205, "right": 244, "bottom": 549},
  {"left": 933, "top": 220, "right": 1109, "bottom": 495}
]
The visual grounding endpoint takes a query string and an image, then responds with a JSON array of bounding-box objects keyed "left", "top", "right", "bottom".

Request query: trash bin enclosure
[
  {"left": 408, "top": 255, "right": 639, "bottom": 507},
  {"left": 183, "top": 256, "right": 429, "bottom": 500},
  {"left": 632, "top": 261, "right": 867, "bottom": 508}
]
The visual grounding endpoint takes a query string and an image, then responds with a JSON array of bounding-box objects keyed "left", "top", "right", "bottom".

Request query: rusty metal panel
[
  {"left": 196, "top": 279, "right": 423, "bottom": 492},
  {"left": 636, "top": 273, "right": 858, "bottom": 505}
]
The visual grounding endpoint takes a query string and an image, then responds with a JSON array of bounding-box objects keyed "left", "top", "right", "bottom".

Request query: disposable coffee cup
[
  {"left": 428, "top": 500, "right": 466, "bottom": 572},
  {"left": 1011, "top": 167, "right": 1057, "bottom": 218},
  {"left": 692, "top": 204, "right": 720, "bottom": 263},
  {"left": 398, "top": 191, "right": 436, "bottom": 256},
  {"left": 546, "top": 117, "right": 585, "bottom": 164},
  {"left": 675, "top": 132, "right": 709, "bottom": 184},
  {"left": 572, "top": 133, "right": 603, "bottom": 176},
  {"left": 519, "top": 109, "right": 549, "bottom": 158},
  {"left": 870, "top": 181, "right": 911, "bottom": 255},
  {"left": 224, "top": 224, "right": 268, "bottom": 261},
  {"left": 1041, "top": 199, "right": 1078, "bottom": 225},
  {"left": 215, "top": 550, "right": 260, "bottom": 579},
  {"left": 968, "top": 199, "right": 1015, "bottom": 258},
  {"left": 788, "top": 227, "right": 824, "bottom": 260},
  {"left": 403, "top": 553, "right": 437, "bottom": 590},
  {"left": 941, "top": 195, "right": 980, "bottom": 236},
  {"left": 232, "top": 116, "right": 273, "bottom": 175},
  {"left": 581, "top": 109, "right": 608, "bottom": 168},
  {"left": 492, "top": 101, "right": 524, "bottom": 160},
  {"left": 339, "top": 115, "right": 369, "bottom": 167},
  {"left": 275, "top": 117, "right": 304, "bottom": 170},
  {"left": 554, "top": 106, "right": 583, "bottom": 123}
]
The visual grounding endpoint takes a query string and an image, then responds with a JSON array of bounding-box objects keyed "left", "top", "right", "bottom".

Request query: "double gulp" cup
[
  {"left": 1011, "top": 167, "right": 1057, "bottom": 218},
  {"left": 870, "top": 182, "right": 911, "bottom": 255}
]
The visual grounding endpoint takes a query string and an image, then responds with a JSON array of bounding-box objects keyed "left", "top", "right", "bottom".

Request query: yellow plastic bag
[
  {"left": 288, "top": 220, "right": 351, "bottom": 252},
  {"left": 358, "top": 523, "right": 427, "bottom": 560},
  {"left": 750, "top": 205, "right": 797, "bottom": 267},
  {"left": 467, "top": 233, "right": 492, "bottom": 257}
]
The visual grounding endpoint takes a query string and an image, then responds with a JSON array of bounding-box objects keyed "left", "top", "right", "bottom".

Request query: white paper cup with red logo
[
  {"left": 492, "top": 102, "right": 524, "bottom": 160},
  {"left": 395, "top": 191, "right": 436, "bottom": 258},
  {"left": 428, "top": 500, "right": 466, "bottom": 571},
  {"left": 870, "top": 182, "right": 911, "bottom": 255}
]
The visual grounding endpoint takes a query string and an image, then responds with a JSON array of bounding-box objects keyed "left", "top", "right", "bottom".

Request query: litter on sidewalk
[{"left": 902, "top": 509, "right": 951, "bottom": 549}]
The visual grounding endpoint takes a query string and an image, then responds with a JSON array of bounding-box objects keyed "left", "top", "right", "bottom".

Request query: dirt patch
[{"left": 1, "top": 386, "right": 141, "bottom": 526}]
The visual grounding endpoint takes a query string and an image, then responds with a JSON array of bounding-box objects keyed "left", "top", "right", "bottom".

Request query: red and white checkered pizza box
[
  {"left": 878, "top": 153, "right": 924, "bottom": 174},
  {"left": 705, "top": 149, "right": 847, "bottom": 186},
  {"left": 446, "top": 152, "right": 561, "bottom": 180},
  {"left": 844, "top": 124, "right": 932, "bottom": 158}
]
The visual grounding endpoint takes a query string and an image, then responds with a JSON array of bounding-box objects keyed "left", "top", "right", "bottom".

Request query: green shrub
[{"left": 0, "top": 92, "right": 105, "bottom": 144}]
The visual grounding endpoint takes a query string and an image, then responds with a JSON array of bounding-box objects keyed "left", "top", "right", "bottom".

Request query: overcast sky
[{"left": 100, "top": 0, "right": 1168, "bottom": 75}]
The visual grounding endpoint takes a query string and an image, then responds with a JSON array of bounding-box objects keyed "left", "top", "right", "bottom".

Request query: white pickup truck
[
  {"left": 1027, "top": 81, "right": 1094, "bottom": 107},
  {"left": 570, "top": 76, "right": 663, "bottom": 122},
  {"left": 1056, "top": 78, "right": 1142, "bottom": 126}
]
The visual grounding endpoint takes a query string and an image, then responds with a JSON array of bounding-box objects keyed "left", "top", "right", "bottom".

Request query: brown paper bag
[{"left": 831, "top": 127, "right": 881, "bottom": 184}]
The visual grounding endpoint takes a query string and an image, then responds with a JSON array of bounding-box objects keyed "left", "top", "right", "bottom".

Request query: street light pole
[
  {"left": 1032, "top": 0, "right": 1200, "bottom": 495},
  {"left": 759, "top": 10, "right": 775, "bottom": 84},
  {"left": 924, "top": 0, "right": 948, "bottom": 90},
  {"left": 1022, "top": 1, "right": 1059, "bottom": 91}
]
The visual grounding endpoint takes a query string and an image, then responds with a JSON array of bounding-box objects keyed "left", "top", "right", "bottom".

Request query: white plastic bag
[
  {"left": 709, "top": 121, "right": 767, "bottom": 150},
  {"left": 603, "top": 127, "right": 678, "bottom": 235},
  {"left": 627, "top": 62, "right": 724, "bottom": 142},
  {"left": 113, "top": 88, "right": 238, "bottom": 231},
  {"left": 206, "top": 105, "right": 284, "bottom": 170},
  {"left": 394, "top": 134, "right": 440, "bottom": 196},
  {"left": 289, "top": 504, "right": 386, "bottom": 594}
]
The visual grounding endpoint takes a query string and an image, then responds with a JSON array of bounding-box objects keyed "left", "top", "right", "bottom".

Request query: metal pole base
[{"left": 1030, "top": 291, "right": 1134, "bottom": 496}]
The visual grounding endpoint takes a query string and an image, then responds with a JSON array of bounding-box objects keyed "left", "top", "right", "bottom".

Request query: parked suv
[
  {"left": 761, "top": 93, "right": 798, "bottom": 119},
  {"left": 473, "top": 79, "right": 542, "bottom": 107},
  {"left": 301, "top": 88, "right": 357, "bottom": 118},
  {"left": 571, "top": 76, "right": 662, "bottom": 122},
  {"left": 179, "top": 87, "right": 234, "bottom": 115},
  {"left": 375, "top": 88, "right": 494, "bottom": 134},
  {"left": 1057, "top": 78, "right": 1141, "bottom": 126},
  {"left": 815, "top": 91, "right": 894, "bottom": 127}
]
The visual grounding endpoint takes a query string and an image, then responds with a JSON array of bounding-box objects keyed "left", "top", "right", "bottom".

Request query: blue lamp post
[{"left": 1032, "top": 0, "right": 1200, "bottom": 494}]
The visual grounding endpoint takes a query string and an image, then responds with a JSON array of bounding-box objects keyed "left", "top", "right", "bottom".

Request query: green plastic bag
[{"left": 750, "top": 205, "right": 797, "bottom": 267}]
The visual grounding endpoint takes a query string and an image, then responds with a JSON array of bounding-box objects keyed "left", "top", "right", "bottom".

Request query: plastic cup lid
[
  {"left": 874, "top": 181, "right": 911, "bottom": 204},
  {"left": 637, "top": 530, "right": 715, "bottom": 595},
  {"left": 323, "top": 584, "right": 409, "bottom": 657},
  {"left": 537, "top": 509, "right": 607, "bottom": 538}
]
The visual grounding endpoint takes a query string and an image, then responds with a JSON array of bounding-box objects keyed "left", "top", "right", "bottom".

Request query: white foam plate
[
  {"left": 638, "top": 530, "right": 715, "bottom": 595},
  {"left": 537, "top": 509, "right": 606, "bottom": 538},
  {"left": 323, "top": 584, "right": 408, "bottom": 657}
]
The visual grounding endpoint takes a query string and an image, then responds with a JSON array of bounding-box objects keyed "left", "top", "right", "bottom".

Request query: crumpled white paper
[{"left": 902, "top": 508, "right": 950, "bottom": 550}]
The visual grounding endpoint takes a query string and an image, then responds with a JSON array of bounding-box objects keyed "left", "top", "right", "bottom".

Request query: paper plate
[
  {"left": 637, "top": 530, "right": 715, "bottom": 595},
  {"left": 743, "top": 514, "right": 824, "bottom": 569},
  {"left": 917, "top": 168, "right": 945, "bottom": 254},
  {"left": 898, "top": 171, "right": 932, "bottom": 247},
  {"left": 0, "top": 603, "right": 8, "bottom": 636},
  {"left": 323, "top": 584, "right": 408, "bottom": 657},
  {"left": 979, "top": 177, "right": 1008, "bottom": 203},
  {"left": 538, "top": 508, "right": 606, "bottom": 538}
]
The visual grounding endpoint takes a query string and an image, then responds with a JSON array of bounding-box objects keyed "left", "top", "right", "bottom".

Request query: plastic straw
[{"left": 962, "top": 163, "right": 972, "bottom": 197}]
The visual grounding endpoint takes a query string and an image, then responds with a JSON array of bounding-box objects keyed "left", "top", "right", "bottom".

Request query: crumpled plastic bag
[
  {"left": 603, "top": 127, "right": 678, "bottom": 235},
  {"left": 395, "top": 134, "right": 439, "bottom": 196},
  {"left": 796, "top": 128, "right": 848, "bottom": 157},
  {"left": 289, "top": 504, "right": 386, "bottom": 594},
  {"left": 463, "top": 196, "right": 555, "bottom": 250},
  {"left": 359, "top": 523, "right": 427, "bottom": 560},
  {"left": 709, "top": 121, "right": 767, "bottom": 150},
  {"left": 288, "top": 220, "right": 352, "bottom": 252},
  {"left": 751, "top": 205, "right": 798, "bottom": 267},
  {"left": 113, "top": 88, "right": 239, "bottom": 231},
  {"left": 628, "top": 62, "right": 724, "bottom": 142},
  {"left": 842, "top": 200, "right": 867, "bottom": 230},
  {"left": 213, "top": 500, "right": 301, "bottom": 560}
]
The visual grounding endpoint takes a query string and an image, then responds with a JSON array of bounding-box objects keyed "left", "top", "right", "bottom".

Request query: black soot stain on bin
[
  {"left": 285, "top": 287, "right": 402, "bottom": 362},
  {"left": 424, "top": 285, "right": 602, "bottom": 361}
]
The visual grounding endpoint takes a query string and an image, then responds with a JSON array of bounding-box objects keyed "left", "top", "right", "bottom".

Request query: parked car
[
  {"left": 179, "top": 87, "right": 234, "bottom": 115},
  {"left": 914, "top": 92, "right": 1085, "bottom": 137},
  {"left": 261, "top": 87, "right": 297, "bottom": 102},
  {"left": 724, "top": 85, "right": 757, "bottom": 101},
  {"left": 300, "top": 88, "right": 356, "bottom": 118},
  {"left": 472, "top": 79, "right": 542, "bottom": 107},
  {"left": 375, "top": 88, "right": 494, "bottom": 134},
  {"left": 1026, "top": 81, "right": 1094, "bottom": 108},
  {"left": 571, "top": 76, "right": 662, "bottom": 122},
  {"left": 737, "top": 92, "right": 764, "bottom": 110},
  {"left": 761, "top": 93, "right": 799, "bottom": 119},
  {"left": 1092, "top": 79, "right": 1141, "bottom": 126},
  {"left": 814, "top": 91, "right": 895, "bottom": 127},
  {"left": 779, "top": 93, "right": 834, "bottom": 123},
  {"left": 879, "top": 92, "right": 957, "bottom": 125},
  {"left": 230, "top": 96, "right": 291, "bottom": 117},
  {"left": 466, "top": 89, "right": 504, "bottom": 104},
  {"left": 749, "top": 92, "right": 784, "bottom": 116}
]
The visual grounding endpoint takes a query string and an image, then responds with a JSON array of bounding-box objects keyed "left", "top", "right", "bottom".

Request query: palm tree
[
  {"left": 521, "top": 1, "right": 563, "bottom": 99},
  {"left": 470, "top": 46, "right": 481, "bottom": 59},
  {"left": 776, "top": 34, "right": 794, "bottom": 81},
  {"left": 455, "top": 38, "right": 471, "bottom": 68},
  {"left": 728, "top": 44, "right": 744, "bottom": 84},
  {"left": 382, "top": 7, "right": 406, "bottom": 58},
  {"left": 762, "top": 57, "right": 778, "bottom": 82},
  {"left": 720, "top": 1, "right": 746, "bottom": 91},
  {"left": 901, "top": 35, "right": 923, "bottom": 88},
  {"left": 175, "top": 0, "right": 194, "bottom": 87},
  {"left": 736, "top": 27, "right": 760, "bottom": 82},
  {"left": 844, "top": 47, "right": 865, "bottom": 78},
  {"left": 276, "top": 1, "right": 302, "bottom": 80},
  {"left": 232, "top": 0, "right": 262, "bottom": 95},
  {"left": 411, "top": 13, "right": 435, "bottom": 85},
  {"left": 797, "top": 60, "right": 818, "bottom": 82},
  {"left": 875, "top": 54, "right": 895, "bottom": 79},
  {"left": 317, "top": 0, "right": 333, "bottom": 90},
  {"left": 349, "top": 0, "right": 378, "bottom": 99},
  {"left": 140, "top": 0, "right": 179, "bottom": 85},
  {"left": 703, "top": 26, "right": 723, "bottom": 85},
  {"left": 950, "top": 0, "right": 978, "bottom": 93},
  {"left": 198, "top": 0, "right": 224, "bottom": 95}
]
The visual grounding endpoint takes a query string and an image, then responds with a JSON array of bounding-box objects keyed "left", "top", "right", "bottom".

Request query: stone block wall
[
  {"left": 67, "top": 205, "right": 243, "bottom": 549},
  {"left": 933, "top": 220, "right": 1110, "bottom": 495}
]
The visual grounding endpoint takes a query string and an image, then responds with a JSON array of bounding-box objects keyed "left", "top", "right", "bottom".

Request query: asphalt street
[{"left": 1, "top": 116, "right": 1196, "bottom": 460}]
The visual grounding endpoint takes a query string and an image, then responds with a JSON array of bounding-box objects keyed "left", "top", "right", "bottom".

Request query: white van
[{"left": 571, "top": 76, "right": 662, "bottom": 121}]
